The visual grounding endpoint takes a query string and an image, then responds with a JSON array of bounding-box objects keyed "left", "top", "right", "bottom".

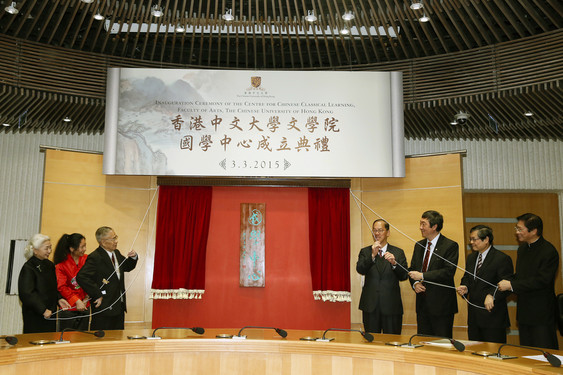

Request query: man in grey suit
[
  {"left": 457, "top": 225, "right": 513, "bottom": 343},
  {"left": 356, "top": 219, "right": 408, "bottom": 334},
  {"left": 77, "top": 226, "right": 138, "bottom": 330}
]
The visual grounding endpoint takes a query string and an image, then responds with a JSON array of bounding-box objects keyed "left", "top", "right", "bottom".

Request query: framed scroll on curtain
[{"left": 240, "top": 203, "right": 265, "bottom": 287}]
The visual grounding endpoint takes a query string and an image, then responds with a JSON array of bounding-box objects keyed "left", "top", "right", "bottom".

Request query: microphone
[
  {"left": 149, "top": 326, "right": 205, "bottom": 340},
  {"left": 0, "top": 336, "right": 18, "bottom": 345},
  {"left": 492, "top": 343, "right": 561, "bottom": 367},
  {"left": 318, "top": 328, "right": 374, "bottom": 342},
  {"left": 56, "top": 328, "right": 105, "bottom": 344},
  {"left": 234, "top": 326, "right": 288, "bottom": 339},
  {"left": 400, "top": 334, "right": 465, "bottom": 352}
]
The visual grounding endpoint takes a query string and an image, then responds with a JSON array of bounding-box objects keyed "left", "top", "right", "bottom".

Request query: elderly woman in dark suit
[{"left": 18, "top": 234, "right": 70, "bottom": 333}]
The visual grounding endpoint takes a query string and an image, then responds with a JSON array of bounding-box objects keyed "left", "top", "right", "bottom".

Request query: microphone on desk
[
  {"left": 491, "top": 343, "right": 561, "bottom": 367},
  {"left": 318, "top": 328, "right": 374, "bottom": 342},
  {"left": 149, "top": 326, "right": 205, "bottom": 340},
  {"left": 233, "top": 326, "right": 287, "bottom": 339},
  {"left": 56, "top": 328, "right": 105, "bottom": 344},
  {"left": 400, "top": 334, "right": 465, "bottom": 352},
  {"left": 0, "top": 336, "right": 18, "bottom": 345}
]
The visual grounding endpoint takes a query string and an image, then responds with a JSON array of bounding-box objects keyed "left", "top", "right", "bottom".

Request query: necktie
[
  {"left": 475, "top": 253, "right": 483, "bottom": 276},
  {"left": 379, "top": 249, "right": 383, "bottom": 258},
  {"left": 111, "top": 253, "right": 121, "bottom": 279},
  {"left": 421, "top": 242, "right": 431, "bottom": 272}
]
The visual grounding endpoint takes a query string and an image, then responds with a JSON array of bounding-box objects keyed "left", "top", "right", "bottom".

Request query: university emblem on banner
[{"left": 251, "top": 76, "right": 262, "bottom": 88}]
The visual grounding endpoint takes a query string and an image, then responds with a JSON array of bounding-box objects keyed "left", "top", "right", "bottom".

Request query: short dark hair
[
  {"left": 372, "top": 219, "right": 389, "bottom": 230},
  {"left": 470, "top": 224, "right": 494, "bottom": 245},
  {"left": 516, "top": 213, "right": 543, "bottom": 236},
  {"left": 421, "top": 210, "right": 443, "bottom": 232}
]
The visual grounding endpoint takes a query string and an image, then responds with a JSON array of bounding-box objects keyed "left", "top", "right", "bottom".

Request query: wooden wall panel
[
  {"left": 40, "top": 149, "right": 157, "bottom": 324},
  {"left": 350, "top": 153, "right": 466, "bottom": 335},
  {"left": 463, "top": 192, "right": 562, "bottom": 347}
]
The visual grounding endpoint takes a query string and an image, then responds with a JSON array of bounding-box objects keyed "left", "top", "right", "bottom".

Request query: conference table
[{"left": 0, "top": 328, "right": 561, "bottom": 374}]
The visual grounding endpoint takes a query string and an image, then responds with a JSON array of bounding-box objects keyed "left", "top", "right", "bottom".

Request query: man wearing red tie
[
  {"left": 77, "top": 226, "right": 138, "bottom": 330},
  {"left": 408, "top": 210, "right": 459, "bottom": 338}
]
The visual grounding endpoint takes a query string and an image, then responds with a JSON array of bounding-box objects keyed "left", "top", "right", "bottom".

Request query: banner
[{"left": 104, "top": 68, "right": 404, "bottom": 177}]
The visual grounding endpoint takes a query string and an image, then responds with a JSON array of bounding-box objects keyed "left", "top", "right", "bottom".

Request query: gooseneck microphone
[
  {"left": 0, "top": 336, "right": 18, "bottom": 345},
  {"left": 494, "top": 343, "right": 560, "bottom": 367},
  {"left": 402, "top": 333, "right": 465, "bottom": 352},
  {"left": 57, "top": 328, "right": 105, "bottom": 344},
  {"left": 234, "top": 326, "right": 288, "bottom": 339},
  {"left": 319, "top": 328, "right": 374, "bottom": 342},
  {"left": 150, "top": 326, "right": 205, "bottom": 339}
]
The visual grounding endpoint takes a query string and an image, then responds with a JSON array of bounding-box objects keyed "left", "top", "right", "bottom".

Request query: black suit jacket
[
  {"left": 409, "top": 234, "right": 459, "bottom": 316},
  {"left": 460, "top": 246, "right": 513, "bottom": 328},
  {"left": 356, "top": 244, "right": 408, "bottom": 315},
  {"left": 76, "top": 246, "right": 138, "bottom": 317}
]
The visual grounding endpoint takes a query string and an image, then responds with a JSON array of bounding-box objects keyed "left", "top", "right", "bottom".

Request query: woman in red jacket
[{"left": 54, "top": 233, "right": 90, "bottom": 331}]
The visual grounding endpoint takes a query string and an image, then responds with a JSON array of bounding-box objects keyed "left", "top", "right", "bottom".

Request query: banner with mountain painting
[{"left": 103, "top": 68, "right": 404, "bottom": 178}]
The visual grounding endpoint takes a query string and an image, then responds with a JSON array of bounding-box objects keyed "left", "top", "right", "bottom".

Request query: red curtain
[
  {"left": 308, "top": 188, "right": 351, "bottom": 302},
  {"left": 151, "top": 185, "right": 212, "bottom": 299}
]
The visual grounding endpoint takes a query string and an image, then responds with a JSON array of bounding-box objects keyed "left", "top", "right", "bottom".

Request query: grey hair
[
  {"left": 24, "top": 234, "right": 50, "bottom": 260},
  {"left": 95, "top": 226, "right": 114, "bottom": 243}
]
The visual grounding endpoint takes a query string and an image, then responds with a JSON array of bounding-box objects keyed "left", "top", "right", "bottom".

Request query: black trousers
[
  {"left": 416, "top": 313, "right": 454, "bottom": 338},
  {"left": 362, "top": 310, "right": 402, "bottom": 334},
  {"left": 519, "top": 323, "right": 559, "bottom": 350},
  {"left": 90, "top": 304, "right": 125, "bottom": 331},
  {"left": 57, "top": 308, "right": 90, "bottom": 331},
  {"left": 467, "top": 324, "right": 507, "bottom": 344}
]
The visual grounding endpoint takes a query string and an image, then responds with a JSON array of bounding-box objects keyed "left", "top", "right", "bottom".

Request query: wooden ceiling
[{"left": 0, "top": 0, "right": 562, "bottom": 139}]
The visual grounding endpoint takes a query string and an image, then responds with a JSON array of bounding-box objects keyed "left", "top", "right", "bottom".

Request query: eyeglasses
[
  {"left": 468, "top": 237, "right": 480, "bottom": 242},
  {"left": 104, "top": 235, "right": 118, "bottom": 242},
  {"left": 514, "top": 226, "right": 527, "bottom": 233},
  {"left": 373, "top": 229, "right": 387, "bottom": 234}
]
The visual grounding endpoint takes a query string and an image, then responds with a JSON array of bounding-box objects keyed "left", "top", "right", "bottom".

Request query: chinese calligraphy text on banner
[
  {"left": 103, "top": 68, "right": 404, "bottom": 178},
  {"left": 240, "top": 203, "right": 265, "bottom": 287}
]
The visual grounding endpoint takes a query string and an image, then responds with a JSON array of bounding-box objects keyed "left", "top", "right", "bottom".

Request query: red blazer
[{"left": 56, "top": 253, "right": 90, "bottom": 308}]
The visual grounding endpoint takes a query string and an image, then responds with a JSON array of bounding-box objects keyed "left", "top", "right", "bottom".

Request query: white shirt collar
[{"left": 428, "top": 233, "right": 441, "bottom": 250}]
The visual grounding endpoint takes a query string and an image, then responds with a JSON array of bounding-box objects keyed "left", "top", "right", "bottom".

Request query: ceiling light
[
  {"left": 63, "top": 117, "right": 71, "bottom": 122},
  {"left": 450, "top": 120, "right": 458, "bottom": 126},
  {"left": 419, "top": 13, "right": 430, "bottom": 22},
  {"left": 93, "top": 12, "right": 104, "bottom": 20},
  {"left": 305, "top": 10, "right": 317, "bottom": 22},
  {"left": 175, "top": 24, "right": 185, "bottom": 33},
  {"left": 410, "top": 0, "right": 423, "bottom": 10},
  {"left": 151, "top": 5, "right": 163, "bottom": 18},
  {"left": 524, "top": 110, "right": 533, "bottom": 117},
  {"left": 222, "top": 9, "right": 234, "bottom": 21},
  {"left": 340, "top": 26, "right": 350, "bottom": 35},
  {"left": 454, "top": 111, "right": 470, "bottom": 125},
  {"left": 3, "top": 123, "right": 10, "bottom": 127},
  {"left": 5, "top": 2, "right": 19, "bottom": 14},
  {"left": 342, "top": 11, "right": 355, "bottom": 21},
  {"left": 81, "top": 0, "right": 94, "bottom": 3}
]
